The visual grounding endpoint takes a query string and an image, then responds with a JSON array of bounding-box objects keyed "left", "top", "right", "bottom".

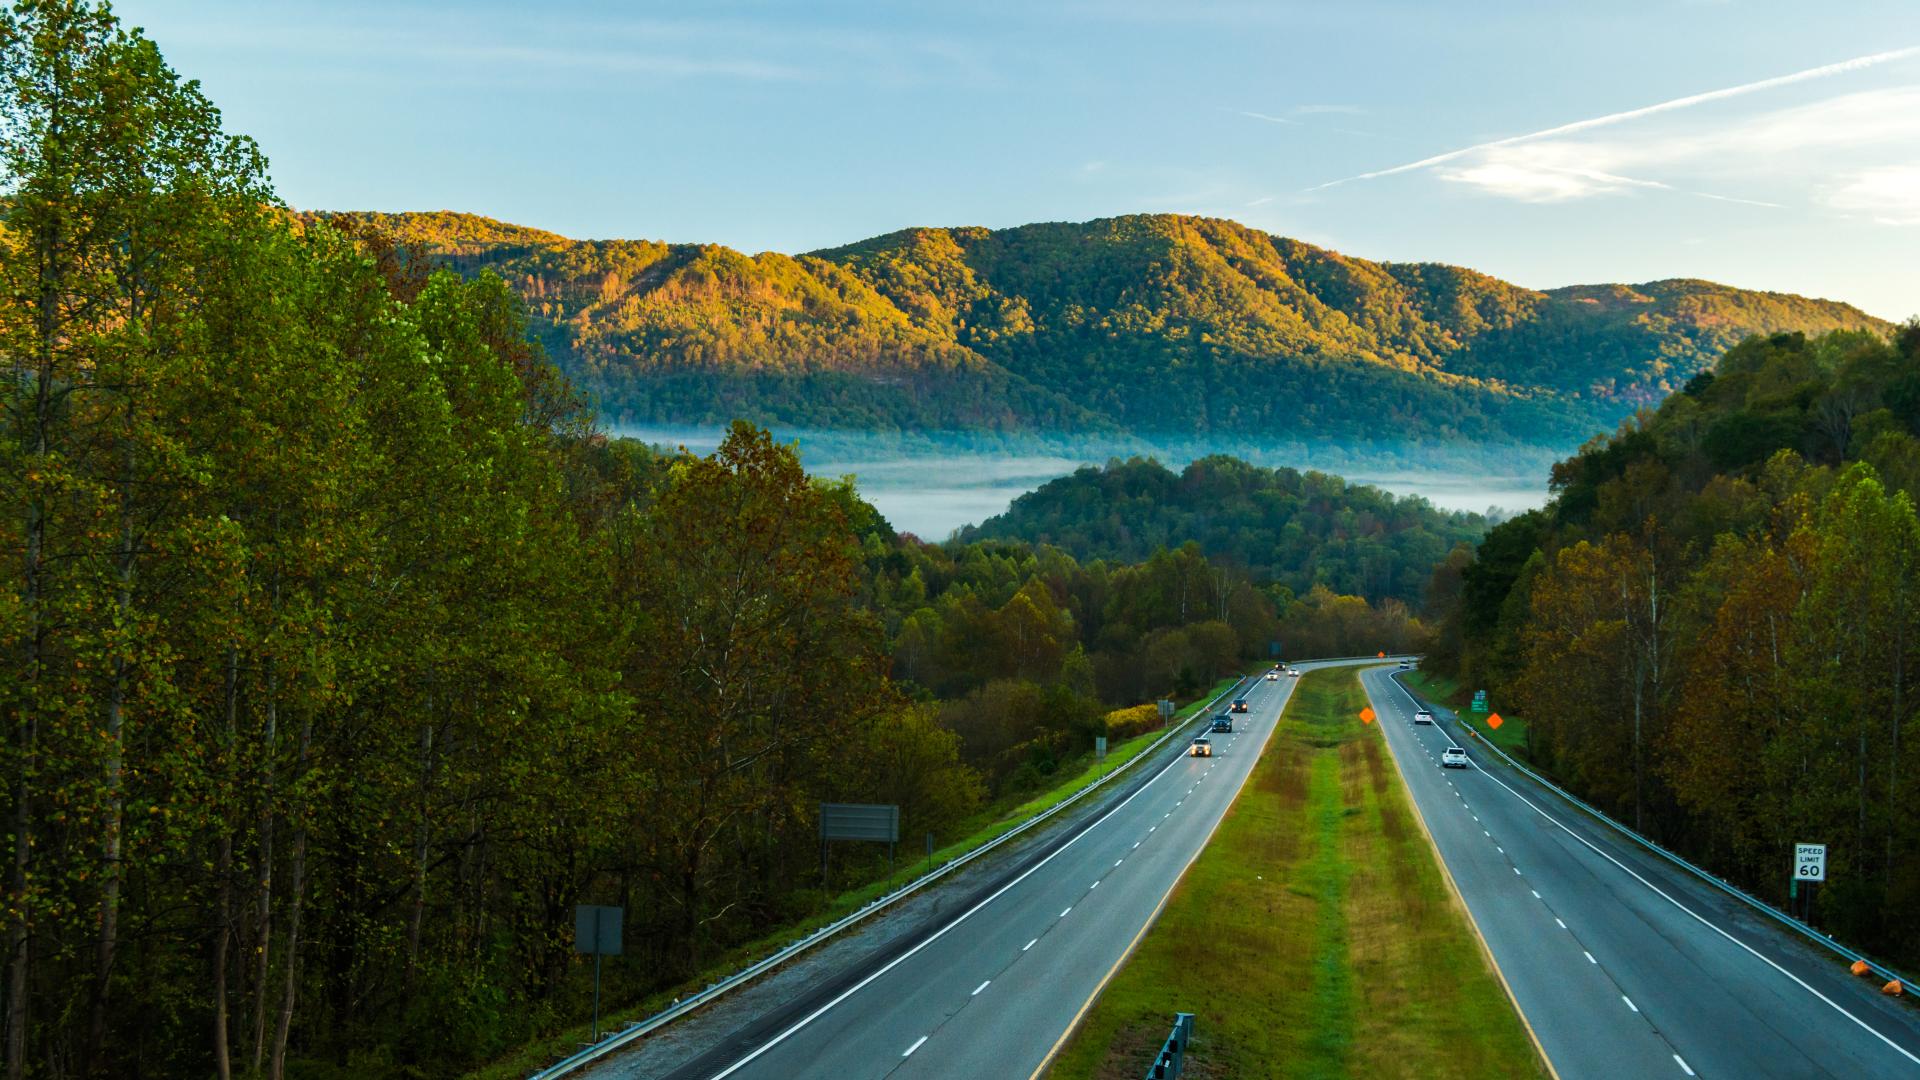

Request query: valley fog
[{"left": 616, "top": 425, "right": 1551, "bottom": 536}]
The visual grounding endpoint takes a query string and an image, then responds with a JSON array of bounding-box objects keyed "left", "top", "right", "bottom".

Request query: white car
[
  {"left": 1442, "top": 747, "right": 1469, "bottom": 769},
  {"left": 1266, "top": 672, "right": 1278, "bottom": 682},
  {"left": 1288, "top": 669, "right": 1300, "bottom": 678},
  {"left": 1414, "top": 709, "right": 1434, "bottom": 725},
  {"left": 1398, "top": 659, "right": 1411, "bottom": 669}
]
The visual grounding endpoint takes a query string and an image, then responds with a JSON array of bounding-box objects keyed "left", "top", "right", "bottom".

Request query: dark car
[
  {"left": 1231, "top": 698, "right": 1249, "bottom": 713},
  {"left": 1211, "top": 715, "right": 1234, "bottom": 733}
]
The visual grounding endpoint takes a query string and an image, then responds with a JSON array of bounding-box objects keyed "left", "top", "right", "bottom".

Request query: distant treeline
[
  {"left": 1426, "top": 325, "right": 1920, "bottom": 967},
  {"left": 0, "top": 8, "right": 1430, "bottom": 1079}
]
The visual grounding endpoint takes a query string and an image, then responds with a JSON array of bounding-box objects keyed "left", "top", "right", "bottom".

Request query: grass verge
[
  {"left": 467, "top": 674, "right": 1251, "bottom": 1079},
  {"left": 1404, "top": 669, "right": 1532, "bottom": 761},
  {"left": 1043, "top": 666, "right": 1545, "bottom": 1080}
]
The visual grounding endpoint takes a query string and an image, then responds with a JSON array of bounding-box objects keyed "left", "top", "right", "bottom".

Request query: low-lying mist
[{"left": 613, "top": 425, "right": 1557, "bottom": 538}]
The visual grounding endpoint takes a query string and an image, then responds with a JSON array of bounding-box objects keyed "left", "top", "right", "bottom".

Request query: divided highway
[
  {"left": 1364, "top": 665, "right": 1920, "bottom": 1079},
  {"left": 626, "top": 660, "right": 1376, "bottom": 1080}
]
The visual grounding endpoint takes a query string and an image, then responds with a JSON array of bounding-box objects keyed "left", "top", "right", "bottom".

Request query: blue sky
[{"left": 119, "top": 0, "right": 1920, "bottom": 319}]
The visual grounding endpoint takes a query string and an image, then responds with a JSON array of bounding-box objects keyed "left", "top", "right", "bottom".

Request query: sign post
[
  {"left": 1471, "top": 690, "right": 1489, "bottom": 714},
  {"left": 573, "top": 904, "right": 624, "bottom": 1040},
  {"left": 1095, "top": 734, "right": 1109, "bottom": 779},
  {"left": 1158, "top": 699, "right": 1175, "bottom": 728}
]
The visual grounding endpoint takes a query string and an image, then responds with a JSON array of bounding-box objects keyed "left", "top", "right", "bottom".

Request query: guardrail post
[{"left": 1145, "top": 1012, "right": 1195, "bottom": 1078}]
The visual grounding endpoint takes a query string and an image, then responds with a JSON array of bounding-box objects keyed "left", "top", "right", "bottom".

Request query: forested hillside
[
  {"left": 0, "top": 8, "right": 1434, "bottom": 1078},
  {"left": 1425, "top": 324, "right": 1920, "bottom": 967},
  {"left": 332, "top": 210, "right": 1889, "bottom": 444},
  {"left": 962, "top": 455, "right": 1484, "bottom": 604}
]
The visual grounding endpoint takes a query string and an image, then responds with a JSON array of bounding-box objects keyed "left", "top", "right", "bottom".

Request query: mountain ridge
[{"left": 322, "top": 210, "right": 1891, "bottom": 444}]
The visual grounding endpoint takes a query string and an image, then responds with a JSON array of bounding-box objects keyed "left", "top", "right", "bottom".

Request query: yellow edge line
[
  {"left": 1025, "top": 673, "right": 1297, "bottom": 1079},
  {"left": 1367, "top": 668, "right": 1563, "bottom": 1080}
]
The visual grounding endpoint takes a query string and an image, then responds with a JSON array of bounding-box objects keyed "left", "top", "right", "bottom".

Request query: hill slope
[{"left": 329, "top": 211, "right": 1890, "bottom": 444}]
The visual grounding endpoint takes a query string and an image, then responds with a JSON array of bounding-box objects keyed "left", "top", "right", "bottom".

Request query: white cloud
[
  {"left": 1293, "top": 104, "right": 1367, "bottom": 116},
  {"left": 1312, "top": 46, "right": 1920, "bottom": 190},
  {"left": 1241, "top": 110, "right": 1301, "bottom": 126},
  {"left": 1826, "top": 164, "right": 1920, "bottom": 224}
]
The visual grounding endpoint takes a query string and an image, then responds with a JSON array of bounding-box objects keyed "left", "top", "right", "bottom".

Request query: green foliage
[
  {"left": 349, "top": 211, "right": 1888, "bottom": 445},
  {"left": 960, "top": 454, "right": 1484, "bottom": 603},
  {"left": 1426, "top": 324, "right": 1920, "bottom": 967}
]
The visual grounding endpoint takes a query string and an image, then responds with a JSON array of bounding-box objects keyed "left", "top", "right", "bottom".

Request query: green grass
[
  {"left": 466, "top": 674, "right": 1253, "bottom": 1079},
  {"left": 1043, "top": 667, "right": 1546, "bottom": 1080},
  {"left": 1404, "top": 669, "right": 1533, "bottom": 760}
]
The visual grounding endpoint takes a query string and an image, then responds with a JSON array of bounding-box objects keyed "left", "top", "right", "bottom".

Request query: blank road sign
[
  {"left": 1795, "top": 843, "right": 1827, "bottom": 882},
  {"left": 574, "top": 904, "right": 623, "bottom": 955},
  {"left": 820, "top": 803, "right": 900, "bottom": 843}
]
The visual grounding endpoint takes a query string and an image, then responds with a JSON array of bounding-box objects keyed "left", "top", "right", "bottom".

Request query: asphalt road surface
[
  {"left": 642, "top": 659, "right": 1383, "bottom": 1080},
  {"left": 1363, "top": 664, "right": 1920, "bottom": 1079}
]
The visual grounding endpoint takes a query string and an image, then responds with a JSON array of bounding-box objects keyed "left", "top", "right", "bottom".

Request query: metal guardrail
[
  {"left": 528, "top": 675, "right": 1256, "bottom": 1079},
  {"left": 1394, "top": 671, "right": 1920, "bottom": 994},
  {"left": 1145, "top": 1012, "right": 1195, "bottom": 1079}
]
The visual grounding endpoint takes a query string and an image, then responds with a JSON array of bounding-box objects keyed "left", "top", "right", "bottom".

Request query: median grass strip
[
  {"left": 1405, "top": 669, "right": 1532, "bottom": 760},
  {"left": 1044, "top": 667, "right": 1545, "bottom": 1080}
]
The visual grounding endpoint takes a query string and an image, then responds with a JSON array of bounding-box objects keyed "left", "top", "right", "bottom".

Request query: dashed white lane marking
[
  {"left": 1149, "top": 826, "right": 1156, "bottom": 833},
  {"left": 1090, "top": 880, "right": 1100, "bottom": 889},
  {"left": 1513, "top": 867, "right": 1523, "bottom": 876},
  {"left": 903, "top": 1036, "right": 928, "bottom": 1057},
  {"left": 1531, "top": 890, "right": 1541, "bottom": 899},
  {"left": 1674, "top": 1054, "right": 1695, "bottom": 1076},
  {"left": 1132, "top": 841, "right": 1141, "bottom": 849},
  {"left": 1115, "top": 858, "right": 1124, "bottom": 867},
  {"left": 1556, "top": 918, "right": 1567, "bottom": 929},
  {"left": 1623, "top": 995, "right": 1638, "bottom": 1013},
  {"left": 1484, "top": 830, "right": 1491, "bottom": 837},
  {"left": 1023, "top": 938, "right": 1037, "bottom": 952},
  {"left": 1585, "top": 951, "right": 1598, "bottom": 964},
  {"left": 972, "top": 980, "right": 991, "bottom": 996},
  {"left": 1060, "top": 907, "right": 1072, "bottom": 918},
  {"left": 1497, "top": 846, "right": 1504, "bottom": 854}
]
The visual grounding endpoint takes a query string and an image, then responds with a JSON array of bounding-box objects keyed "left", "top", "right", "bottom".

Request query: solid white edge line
[
  {"left": 704, "top": 697, "right": 1206, "bottom": 1079},
  {"left": 902, "top": 1035, "right": 928, "bottom": 1058}
]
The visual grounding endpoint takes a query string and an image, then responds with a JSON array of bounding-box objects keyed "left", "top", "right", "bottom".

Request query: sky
[{"left": 117, "top": 0, "right": 1920, "bottom": 320}]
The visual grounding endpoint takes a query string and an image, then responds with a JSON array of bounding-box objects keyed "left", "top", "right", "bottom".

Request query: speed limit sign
[{"left": 1794, "top": 843, "right": 1827, "bottom": 882}]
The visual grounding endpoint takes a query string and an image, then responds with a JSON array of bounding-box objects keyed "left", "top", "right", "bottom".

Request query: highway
[
  {"left": 1363, "top": 664, "right": 1920, "bottom": 1079},
  {"left": 632, "top": 659, "right": 1376, "bottom": 1080}
]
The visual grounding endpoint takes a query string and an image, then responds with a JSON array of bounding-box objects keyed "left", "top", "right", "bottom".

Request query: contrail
[{"left": 1310, "top": 45, "right": 1920, "bottom": 190}]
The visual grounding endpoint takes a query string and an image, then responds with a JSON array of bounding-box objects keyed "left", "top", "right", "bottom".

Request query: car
[
  {"left": 1288, "top": 668, "right": 1300, "bottom": 678},
  {"left": 1414, "top": 708, "right": 1435, "bottom": 725},
  {"left": 1442, "top": 746, "right": 1469, "bottom": 768},
  {"left": 1211, "top": 715, "right": 1234, "bottom": 733},
  {"left": 1265, "top": 671, "right": 1278, "bottom": 682},
  {"left": 1231, "top": 698, "right": 1249, "bottom": 713},
  {"left": 1398, "top": 659, "right": 1412, "bottom": 669},
  {"left": 1189, "top": 737, "right": 1213, "bottom": 757}
]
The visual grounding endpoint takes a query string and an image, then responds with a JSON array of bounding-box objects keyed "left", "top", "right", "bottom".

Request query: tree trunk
[
  {"left": 250, "top": 680, "right": 276, "bottom": 1076},
  {"left": 269, "top": 713, "right": 313, "bottom": 1080},
  {"left": 213, "top": 834, "right": 233, "bottom": 1080}
]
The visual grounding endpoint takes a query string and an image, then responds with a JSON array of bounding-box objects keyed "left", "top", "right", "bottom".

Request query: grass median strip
[{"left": 1044, "top": 666, "right": 1545, "bottom": 1080}]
